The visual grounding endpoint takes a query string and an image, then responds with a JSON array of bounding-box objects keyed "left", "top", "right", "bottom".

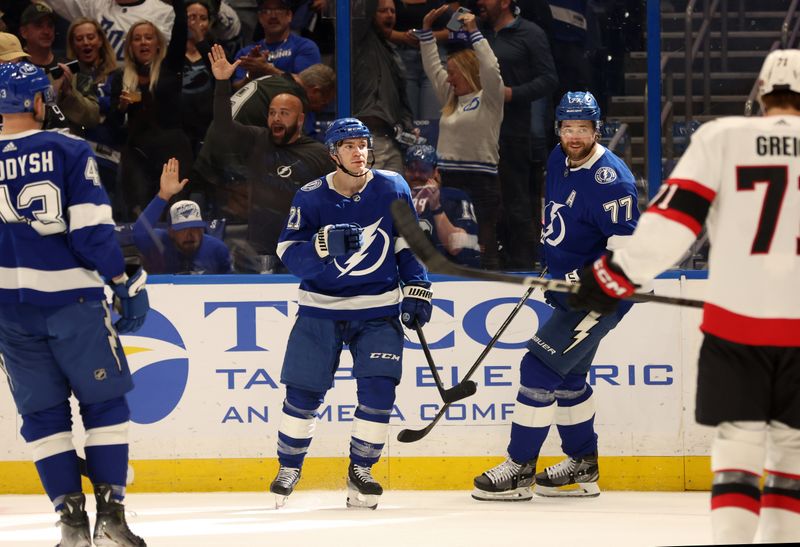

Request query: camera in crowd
[
  {"left": 395, "top": 125, "right": 427, "bottom": 146},
  {"left": 46, "top": 59, "right": 80, "bottom": 80}
]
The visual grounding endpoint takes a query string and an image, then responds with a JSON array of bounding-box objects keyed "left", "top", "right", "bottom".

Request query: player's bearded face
[{"left": 559, "top": 120, "right": 597, "bottom": 163}]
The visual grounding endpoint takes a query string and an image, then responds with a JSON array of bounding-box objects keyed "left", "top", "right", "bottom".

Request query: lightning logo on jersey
[{"left": 335, "top": 218, "right": 391, "bottom": 278}]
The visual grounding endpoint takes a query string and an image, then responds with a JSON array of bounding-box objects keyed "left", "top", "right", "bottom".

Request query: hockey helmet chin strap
[{"left": 333, "top": 146, "right": 375, "bottom": 178}]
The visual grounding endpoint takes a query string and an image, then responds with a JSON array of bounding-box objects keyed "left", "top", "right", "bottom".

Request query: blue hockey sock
[
  {"left": 507, "top": 353, "right": 563, "bottom": 462},
  {"left": 554, "top": 374, "right": 598, "bottom": 457},
  {"left": 80, "top": 397, "right": 130, "bottom": 501},
  {"left": 350, "top": 377, "right": 395, "bottom": 467},
  {"left": 20, "top": 402, "right": 81, "bottom": 511},
  {"left": 508, "top": 388, "right": 556, "bottom": 463},
  {"left": 278, "top": 387, "right": 324, "bottom": 468}
]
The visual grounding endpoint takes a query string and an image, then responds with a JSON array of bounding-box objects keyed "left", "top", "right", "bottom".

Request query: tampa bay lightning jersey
[
  {"left": 276, "top": 169, "right": 429, "bottom": 320},
  {"left": 0, "top": 129, "right": 124, "bottom": 306},
  {"left": 414, "top": 187, "right": 481, "bottom": 268},
  {"left": 542, "top": 143, "right": 639, "bottom": 280}
]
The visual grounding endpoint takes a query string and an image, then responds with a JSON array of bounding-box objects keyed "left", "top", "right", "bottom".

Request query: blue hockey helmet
[
  {"left": 324, "top": 117, "right": 372, "bottom": 155},
  {"left": 555, "top": 91, "right": 602, "bottom": 135},
  {"left": 0, "top": 62, "right": 54, "bottom": 115},
  {"left": 405, "top": 144, "right": 438, "bottom": 169}
]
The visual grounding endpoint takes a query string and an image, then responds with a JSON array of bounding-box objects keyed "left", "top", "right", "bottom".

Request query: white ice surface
[{"left": 0, "top": 490, "right": 712, "bottom": 547}]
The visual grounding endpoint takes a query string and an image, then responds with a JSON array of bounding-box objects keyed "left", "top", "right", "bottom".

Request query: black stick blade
[
  {"left": 441, "top": 380, "right": 478, "bottom": 404},
  {"left": 397, "top": 423, "right": 437, "bottom": 443}
]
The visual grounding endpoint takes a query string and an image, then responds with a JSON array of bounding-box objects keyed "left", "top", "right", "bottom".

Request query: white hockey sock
[
  {"left": 710, "top": 421, "right": 766, "bottom": 544},
  {"left": 759, "top": 421, "right": 800, "bottom": 543}
]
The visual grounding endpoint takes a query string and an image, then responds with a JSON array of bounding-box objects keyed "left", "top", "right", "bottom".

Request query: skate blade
[
  {"left": 471, "top": 486, "right": 533, "bottom": 502},
  {"left": 534, "top": 482, "right": 601, "bottom": 498},
  {"left": 346, "top": 487, "right": 379, "bottom": 510},
  {"left": 273, "top": 493, "right": 290, "bottom": 509}
]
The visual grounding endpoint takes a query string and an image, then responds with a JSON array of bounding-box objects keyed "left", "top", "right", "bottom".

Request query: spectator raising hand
[
  {"left": 208, "top": 43, "right": 241, "bottom": 80},
  {"left": 158, "top": 157, "right": 190, "bottom": 201}
]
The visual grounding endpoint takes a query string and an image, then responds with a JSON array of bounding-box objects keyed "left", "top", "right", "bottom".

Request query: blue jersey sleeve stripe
[
  {"left": 0, "top": 266, "right": 104, "bottom": 292},
  {"left": 68, "top": 203, "right": 114, "bottom": 231}
]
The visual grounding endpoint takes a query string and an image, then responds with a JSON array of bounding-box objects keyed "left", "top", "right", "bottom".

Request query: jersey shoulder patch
[
  {"left": 300, "top": 179, "right": 323, "bottom": 192},
  {"left": 594, "top": 166, "right": 618, "bottom": 185}
]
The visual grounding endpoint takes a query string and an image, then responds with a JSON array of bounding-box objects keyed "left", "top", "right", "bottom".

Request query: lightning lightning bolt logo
[
  {"left": 563, "top": 311, "right": 601, "bottom": 354},
  {"left": 541, "top": 202, "right": 567, "bottom": 246},
  {"left": 335, "top": 218, "right": 390, "bottom": 277}
]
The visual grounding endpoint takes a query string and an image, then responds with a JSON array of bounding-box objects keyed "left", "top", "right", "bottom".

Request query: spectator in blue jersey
[
  {"left": 472, "top": 91, "right": 640, "bottom": 502},
  {"left": 232, "top": 0, "right": 321, "bottom": 90},
  {"left": 133, "top": 157, "right": 233, "bottom": 274},
  {"left": 406, "top": 144, "right": 481, "bottom": 268},
  {"left": 0, "top": 62, "right": 148, "bottom": 546}
]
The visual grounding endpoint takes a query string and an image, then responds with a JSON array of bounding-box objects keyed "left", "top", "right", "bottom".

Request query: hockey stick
[
  {"left": 397, "top": 283, "right": 538, "bottom": 443},
  {"left": 390, "top": 200, "right": 704, "bottom": 309},
  {"left": 414, "top": 321, "right": 477, "bottom": 404}
]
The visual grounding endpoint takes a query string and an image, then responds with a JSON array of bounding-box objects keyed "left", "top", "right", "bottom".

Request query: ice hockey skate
[
  {"left": 346, "top": 463, "right": 383, "bottom": 510},
  {"left": 472, "top": 458, "right": 536, "bottom": 501},
  {"left": 56, "top": 492, "right": 91, "bottom": 547},
  {"left": 534, "top": 452, "right": 601, "bottom": 497},
  {"left": 270, "top": 465, "right": 301, "bottom": 508},
  {"left": 92, "top": 483, "right": 146, "bottom": 547}
]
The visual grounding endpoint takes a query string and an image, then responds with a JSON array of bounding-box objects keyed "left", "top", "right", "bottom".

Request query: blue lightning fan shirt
[
  {"left": 277, "top": 169, "right": 429, "bottom": 321},
  {"left": 542, "top": 142, "right": 639, "bottom": 284},
  {"left": 0, "top": 129, "right": 124, "bottom": 306}
]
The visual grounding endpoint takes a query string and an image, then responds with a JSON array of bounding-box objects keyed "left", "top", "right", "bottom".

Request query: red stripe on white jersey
[
  {"left": 646, "top": 207, "right": 703, "bottom": 236},
  {"left": 762, "top": 494, "right": 800, "bottom": 514},
  {"left": 665, "top": 177, "right": 718, "bottom": 202},
  {"left": 711, "top": 492, "right": 761, "bottom": 514},
  {"left": 702, "top": 304, "right": 800, "bottom": 346}
]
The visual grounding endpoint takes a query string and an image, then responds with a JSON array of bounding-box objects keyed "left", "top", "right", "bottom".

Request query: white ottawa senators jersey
[{"left": 614, "top": 115, "right": 800, "bottom": 346}]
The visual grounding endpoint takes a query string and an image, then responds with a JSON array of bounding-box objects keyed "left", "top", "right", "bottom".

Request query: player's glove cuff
[
  {"left": 402, "top": 284, "right": 433, "bottom": 303},
  {"left": 401, "top": 284, "right": 433, "bottom": 329},
  {"left": 314, "top": 225, "right": 332, "bottom": 258},
  {"left": 565, "top": 269, "right": 580, "bottom": 285},
  {"left": 592, "top": 254, "right": 635, "bottom": 298}
]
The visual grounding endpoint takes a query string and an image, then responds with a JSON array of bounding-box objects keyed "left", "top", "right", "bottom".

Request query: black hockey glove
[
  {"left": 568, "top": 254, "right": 636, "bottom": 315},
  {"left": 401, "top": 284, "right": 433, "bottom": 328},
  {"left": 314, "top": 223, "right": 364, "bottom": 258}
]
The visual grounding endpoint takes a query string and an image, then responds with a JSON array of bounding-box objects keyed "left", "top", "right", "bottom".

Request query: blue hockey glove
[
  {"left": 401, "top": 284, "right": 433, "bottom": 328},
  {"left": 314, "top": 223, "right": 364, "bottom": 258},
  {"left": 112, "top": 268, "right": 150, "bottom": 334},
  {"left": 568, "top": 254, "right": 636, "bottom": 314}
]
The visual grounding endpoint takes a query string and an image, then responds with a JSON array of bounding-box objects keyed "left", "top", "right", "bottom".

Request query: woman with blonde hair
[
  {"left": 66, "top": 17, "right": 125, "bottom": 212},
  {"left": 66, "top": 17, "right": 117, "bottom": 83},
  {"left": 107, "top": 0, "right": 192, "bottom": 220},
  {"left": 418, "top": 5, "right": 503, "bottom": 269}
]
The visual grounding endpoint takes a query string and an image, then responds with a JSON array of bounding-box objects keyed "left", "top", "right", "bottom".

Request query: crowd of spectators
[{"left": 0, "top": 0, "right": 636, "bottom": 274}]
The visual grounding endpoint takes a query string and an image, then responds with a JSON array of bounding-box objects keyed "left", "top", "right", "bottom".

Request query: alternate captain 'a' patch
[{"left": 595, "top": 166, "right": 617, "bottom": 184}]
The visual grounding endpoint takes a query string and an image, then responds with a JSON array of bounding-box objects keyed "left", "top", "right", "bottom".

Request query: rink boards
[{"left": 0, "top": 273, "right": 713, "bottom": 493}]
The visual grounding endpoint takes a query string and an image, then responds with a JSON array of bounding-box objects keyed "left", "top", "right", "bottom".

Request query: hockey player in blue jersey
[
  {"left": 406, "top": 145, "right": 482, "bottom": 268},
  {"left": 472, "top": 91, "right": 640, "bottom": 501},
  {"left": 270, "top": 117, "right": 433, "bottom": 510},
  {"left": 0, "top": 62, "right": 149, "bottom": 546}
]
